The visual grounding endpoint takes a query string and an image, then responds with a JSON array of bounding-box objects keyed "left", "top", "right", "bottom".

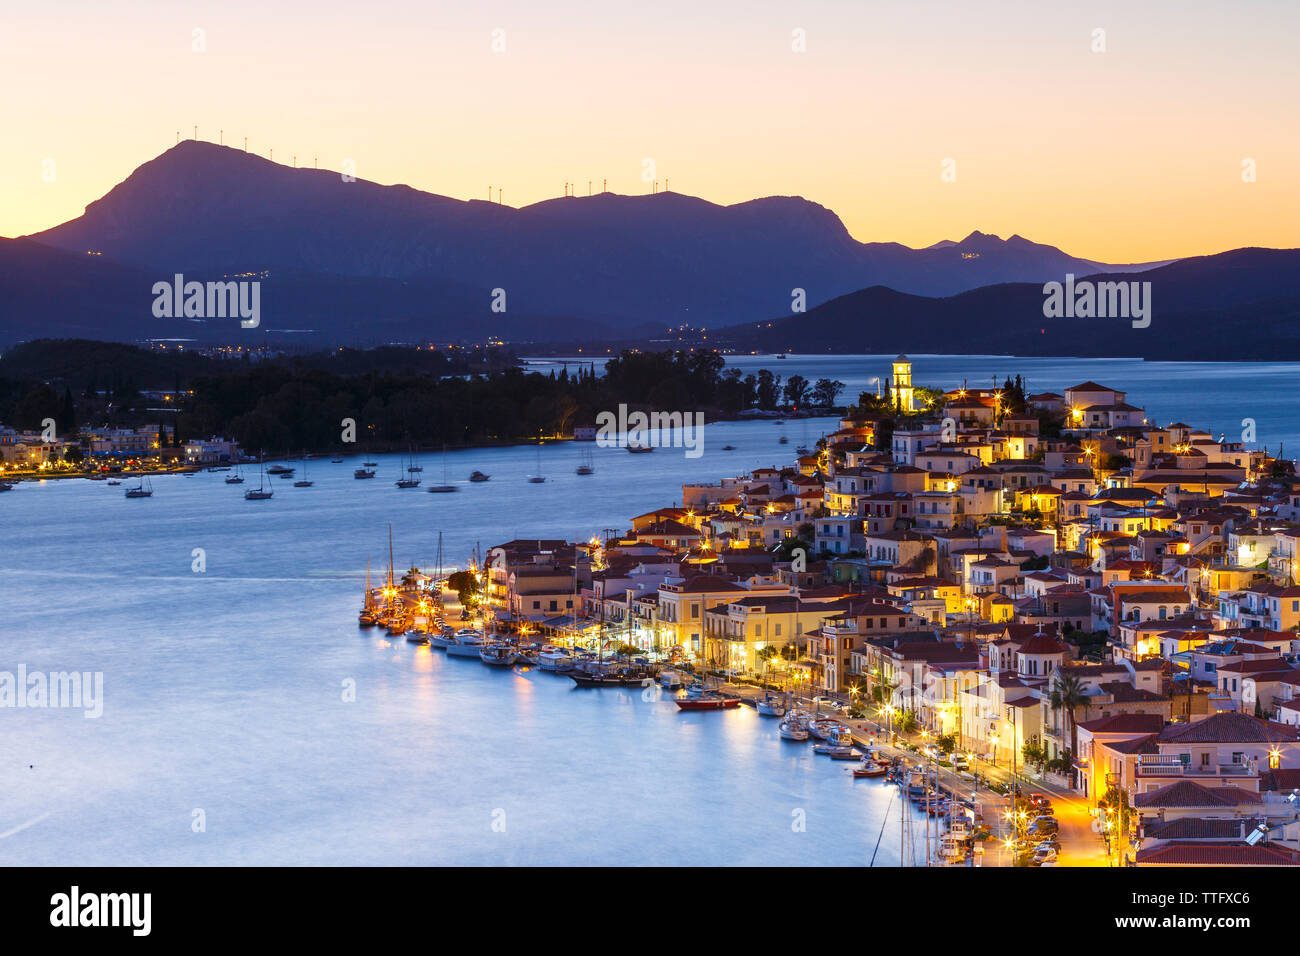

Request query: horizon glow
[{"left": 1, "top": 0, "right": 1297, "bottom": 261}]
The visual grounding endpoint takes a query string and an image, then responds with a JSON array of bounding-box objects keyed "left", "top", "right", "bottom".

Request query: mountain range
[{"left": 1, "top": 140, "right": 1294, "bottom": 357}]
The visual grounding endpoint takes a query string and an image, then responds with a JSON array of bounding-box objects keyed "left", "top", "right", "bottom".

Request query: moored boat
[
  {"left": 469, "top": 471, "right": 491, "bottom": 482},
  {"left": 445, "top": 629, "right": 485, "bottom": 657},
  {"left": 479, "top": 642, "right": 515, "bottom": 666},
  {"left": 675, "top": 691, "right": 740, "bottom": 710},
  {"left": 779, "top": 716, "right": 810, "bottom": 740}
]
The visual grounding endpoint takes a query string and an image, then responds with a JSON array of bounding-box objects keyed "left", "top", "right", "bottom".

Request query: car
[
  {"left": 1035, "top": 837, "right": 1061, "bottom": 852},
  {"left": 1028, "top": 817, "right": 1059, "bottom": 835},
  {"left": 1033, "top": 846, "right": 1058, "bottom": 865},
  {"left": 951, "top": 754, "right": 970, "bottom": 771}
]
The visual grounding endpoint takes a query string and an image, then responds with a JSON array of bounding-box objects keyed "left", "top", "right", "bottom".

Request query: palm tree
[{"left": 1049, "top": 671, "right": 1087, "bottom": 787}]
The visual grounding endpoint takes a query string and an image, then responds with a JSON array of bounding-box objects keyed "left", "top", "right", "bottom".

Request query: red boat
[
  {"left": 675, "top": 695, "right": 741, "bottom": 711},
  {"left": 853, "top": 762, "right": 888, "bottom": 778}
]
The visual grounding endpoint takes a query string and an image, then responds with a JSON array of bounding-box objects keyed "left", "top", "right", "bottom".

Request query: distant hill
[
  {"left": 12, "top": 141, "right": 1166, "bottom": 341},
  {"left": 720, "top": 248, "right": 1300, "bottom": 360}
]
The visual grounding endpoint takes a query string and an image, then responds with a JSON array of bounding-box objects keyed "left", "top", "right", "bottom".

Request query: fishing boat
[
  {"left": 537, "top": 646, "right": 574, "bottom": 672},
  {"left": 124, "top": 476, "right": 154, "bottom": 498},
  {"left": 853, "top": 761, "right": 889, "bottom": 778},
  {"left": 479, "top": 642, "right": 515, "bottom": 666},
  {"left": 779, "top": 717, "right": 810, "bottom": 741},
  {"left": 675, "top": 691, "right": 740, "bottom": 710},
  {"left": 354, "top": 467, "right": 376, "bottom": 479},
  {"left": 469, "top": 471, "right": 490, "bottom": 483},
  {"left": 657, "top": 669, "right": 685, "bottom": 690}
]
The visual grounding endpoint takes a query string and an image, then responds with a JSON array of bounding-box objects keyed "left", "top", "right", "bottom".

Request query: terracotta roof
[
  {"left": 1135, "top": 841, "right": 1300, "bottom": 866},
  {"left": 1157, "top": 711, "right": 1300, "bottom": 744},
  {"left": 1133, "top": 780, "right": 1263, "bottom": 809}
]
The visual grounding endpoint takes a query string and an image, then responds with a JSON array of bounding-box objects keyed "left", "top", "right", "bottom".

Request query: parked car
[
  {"left": 951, "top": 754, "right": 970, "bottom": 771},
  {"left": 1032, "top": 845, "right": 1058, "bottom": 865},
  {"left": 1028, "top": 816, "right": 1059, "bottom": 835}
]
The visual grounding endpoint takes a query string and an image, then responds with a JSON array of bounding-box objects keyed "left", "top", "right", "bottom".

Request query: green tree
[{"left": 1049, "top": 670, "right": 1087, "bottom": 786}]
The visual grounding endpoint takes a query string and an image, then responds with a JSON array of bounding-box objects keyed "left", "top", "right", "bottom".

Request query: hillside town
[{"left": 479, "top": 358, "right": 1300, "bottom": 867}]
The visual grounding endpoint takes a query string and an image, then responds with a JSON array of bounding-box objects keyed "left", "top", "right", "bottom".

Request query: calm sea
[{"left": 1, "top": 354, "right": 1293, "bottom": 864}]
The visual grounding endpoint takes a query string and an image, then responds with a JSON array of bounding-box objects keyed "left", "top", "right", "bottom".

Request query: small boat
[
  {"left": 293, "top": 454, "right": 313, "bottom": 487},
  {"left": 853, "top": 762, "right": 889, "bottom": 778},
  {"left": 779, "top": 718, "right": 809, "bottom": 741},
  {"left": 796, "top": 446, "right": 811, "bottom": 456},
  {"left": 778, "top": 436, "right": 788, "bottom": 444},
  {"left": 479, "top": 643, "right": 516, "bottom": 666},
  {"left": 528, "top": 475, "right": 546, "bottom": 483},
  {"left": 405, "top": 631, "right": 429, "bottom": 645},
  {"left": 354, "top": 468, "right": 376, "bottom": 479},
  {"left": 569, "top": 672, "right": 627, "bottom": 688},
  {"left": 363, "top": 460, "right": 378, "bottom": 467},
  {"left": 812, "top": 744, "right": 855, "bottom": 758},
  {"left": 756, "top": 695, "right": 787, "bottom": 717},
  {"left": 576, "top": 451, "right": 595, "bottom": 475},
  {"left": 658, "top": 669, "right": 685, "bottom": 690},
  {"left": 225, "top": 464, "right": 245, "bottom": 484},
  {"left": 0, "top": 481, "right": 16, "bottom": 492},
  {"left": 427, "top": 484, "right": 457, "bottom": 493},
  {"left": 428, "top": 631, "right": 455, "bottom": 649},
  {"left": 626, "top": 443, "right": 654, "bottom": 453},
  {"left": 538, "top": 647, "right": 574, "bottom": 672},
  {"left": 469, "top": 471, "right": 490, "bottom": 482},
  {"left": 106, "top": 479, "right": 121, "bottom": 486},
  {"left": 330, "top": 457, "right": 344, "bottom": 463},
  {"left": 721, "top": 445, "right": 735, "bottom": 451},
  {"left": 267, "top": 464, "right": 293, "bottom": 475},
  {"left": 776, "top": 354, "right": 787, "bottom": 360},
  {"left": 396, "top": 476, "right": 420, "bottom": 488},
  {"left": 245, "top": 459, "right": 274, "bottom": 499},
  {"left": 124, "top": 476, "right": 154, "bottom": 498},
  {"left": 675, "top": 692, "right": 740, "bottom": 711},
  {"left": 387, "top": 618, "right": 408, "bottom": 637}
]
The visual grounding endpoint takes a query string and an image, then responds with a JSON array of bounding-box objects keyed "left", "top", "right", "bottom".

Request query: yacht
[
  {"left": 354, "top": 467, "right": 376, "bottom": 479},
  {"left": 445, "top": 629, "right": 486, "bottom": 658},
  {"left": 245, "top": 459, "right": 274, "bottom": 500},
  {"left": 469, "top": 471, "right": 490, "bottom": 483}
]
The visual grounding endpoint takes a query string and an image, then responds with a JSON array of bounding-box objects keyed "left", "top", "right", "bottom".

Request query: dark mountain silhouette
[
  {"left": 19, "top": 141, "right": 1164, "bottom": 336},
  {"left": 722, "top": 248, "right": 1300, "bottom": 360}
]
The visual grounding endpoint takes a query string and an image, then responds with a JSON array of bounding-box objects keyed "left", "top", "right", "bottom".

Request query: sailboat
[
  {"left": 527, "top": 443, "right": 546, "bottom": 483},
  {"left": 294, "top": 452, "right": 314, "bottom": 487},
  {"left": 245, "top": 457, "right": 274, "bottom": 500},
  {"left": 427, "top": 446, "right": 456, "bottom": 493},
  {"left": 396, "top": 450, "right": 421, "bottom": 488},
  {"left": 224, "top": 463, "right": 245, "bottom": 484},
  {"left": 358, "top": 558, "right": 378, "bottom": 627},
  {"left": 575, "top": 450, "right": 594, "bottom": 476},
  {"left": 124, "top": 475, "right": 154, "bottom": 498}
]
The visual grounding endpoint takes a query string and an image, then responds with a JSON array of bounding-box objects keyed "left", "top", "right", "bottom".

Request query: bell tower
[{"left": 889, "top": 355, "right": 914, "bottom": 412}]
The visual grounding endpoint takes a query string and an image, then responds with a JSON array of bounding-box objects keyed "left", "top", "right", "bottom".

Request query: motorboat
[
  {"left": 428, "top": 631, "right": 455, "bottom": 649},
  {"left": 267, "top": 464, "right": 293, "bottom": 475},
  {"left": 445, "top": 630, "right": 485, "bottom": 657},
  {"left": 469, "top": 471, "right": 491, "bottom": 482},
  {"left": 354, "top": 468, "right": 376, "bottom": 479},
  {"left": 479, "top": 643, "right": 516, "bottom": 666},
  {"left": 756, "top": 694, "right": 787, "bottom": 717},
  {"left": 537, "top": 646, "right": 574, "bottom": 672},
  {"left": 779, "top": 718, "right": 810, "bottom": 741},
  {"left": 853, "top": 761, "right": 889, "bottom": 778}
]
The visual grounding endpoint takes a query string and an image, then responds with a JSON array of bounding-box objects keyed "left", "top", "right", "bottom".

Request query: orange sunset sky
[{"left": 2, "top": 0, "right": 1297, "bottom": 262}]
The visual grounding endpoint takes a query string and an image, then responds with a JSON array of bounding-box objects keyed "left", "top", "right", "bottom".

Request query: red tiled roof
[{"left": 1135, "top": 841, "right": 1300, "bottom": 866}]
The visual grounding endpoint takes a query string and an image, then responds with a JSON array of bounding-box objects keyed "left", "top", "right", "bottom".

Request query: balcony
[{"left": 1135, "top": 756, "right": 1253, "bottom": 778}]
